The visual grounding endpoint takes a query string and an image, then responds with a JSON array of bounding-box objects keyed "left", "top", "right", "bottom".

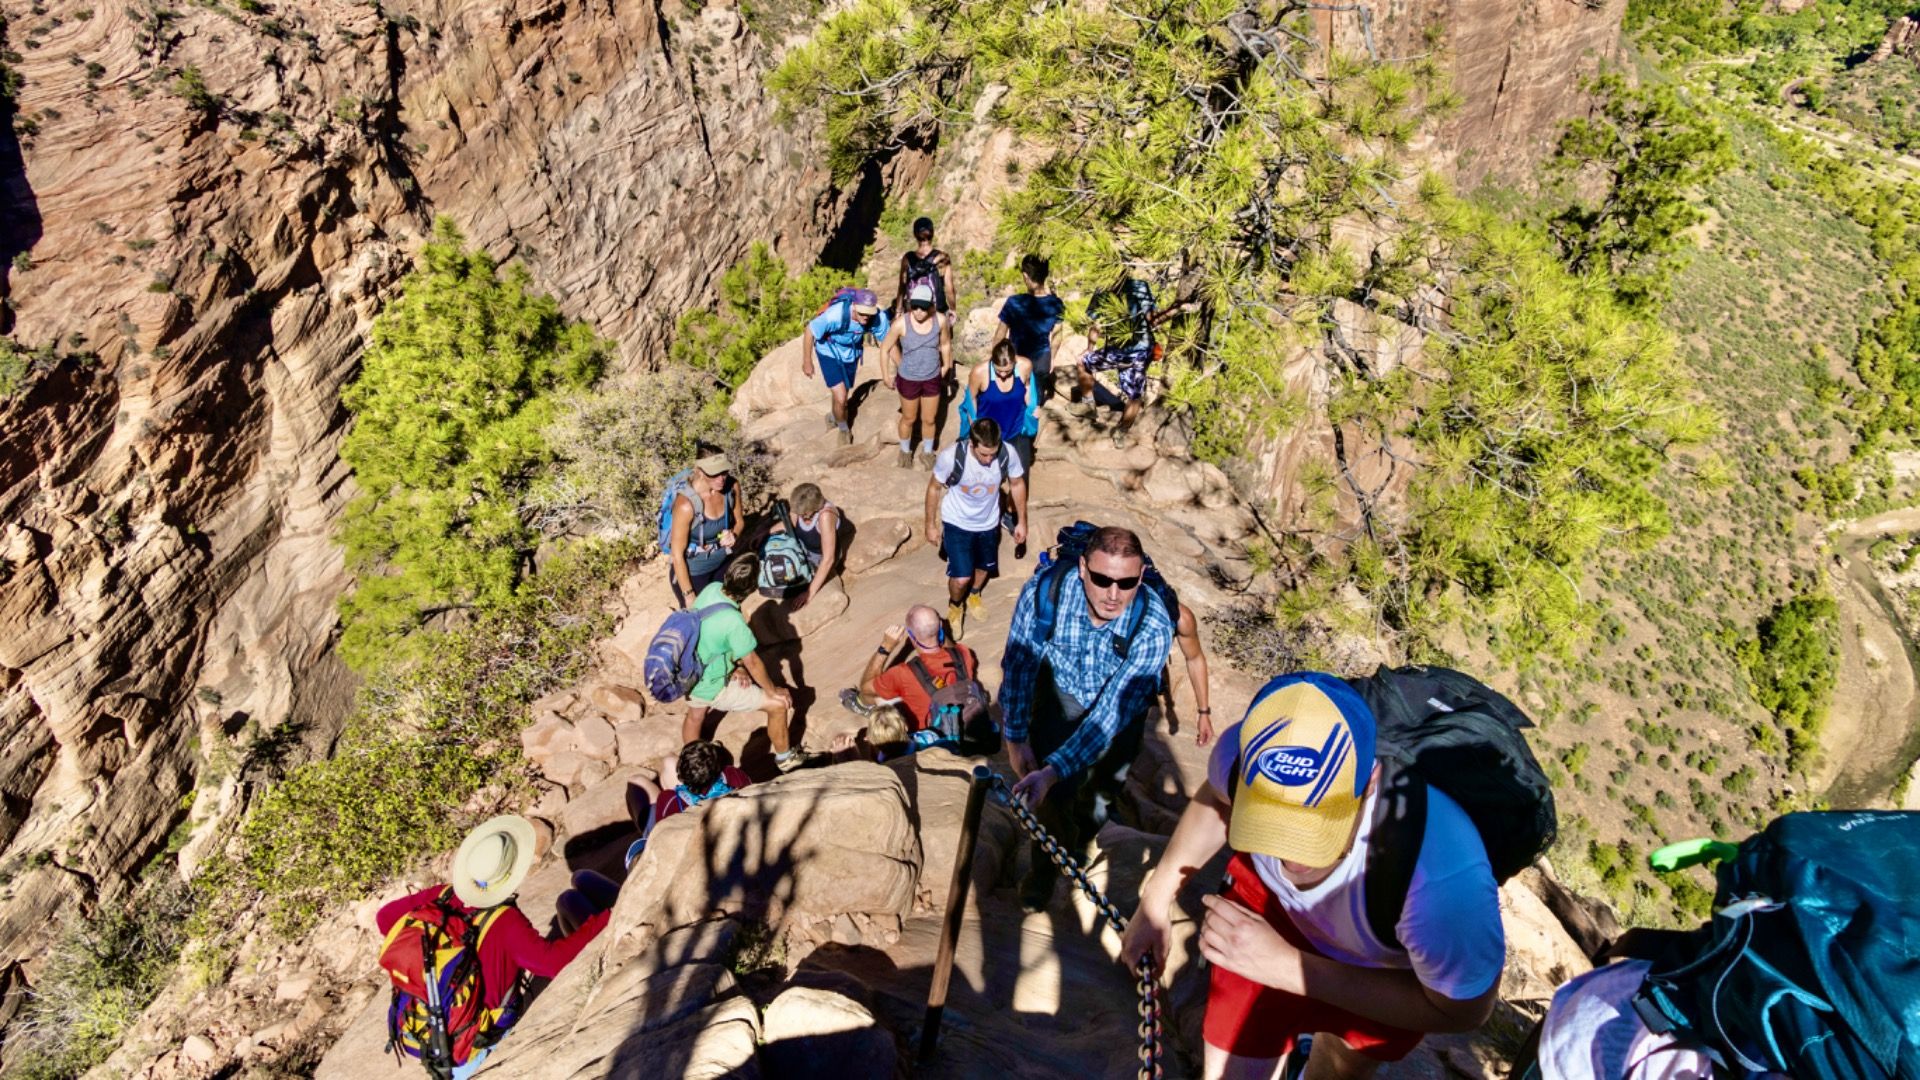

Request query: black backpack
[
  {"left": 1343, "top": 665, "right": 1557, "bottom": 948},
  {"left": 904, "top": 249, "right": 947, "bottom": 310},
  {"left": 943, "top": 437, "right": 1011, "bottom": 488}
]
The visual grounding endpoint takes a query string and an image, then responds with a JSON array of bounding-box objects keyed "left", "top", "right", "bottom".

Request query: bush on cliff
[
  {"left": 337, "top": 217, "right": 607, "bottom": 671},
  {"left": 669, "top": 241, "right": 842, "bottom": 389},
  {"left": 524, "top": 366, "right": 770, "bottom": 537}
]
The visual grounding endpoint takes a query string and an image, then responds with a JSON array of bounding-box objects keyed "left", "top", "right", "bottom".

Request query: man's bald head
[{"left": 906, "top": 605, "right": 943, "bottom": 649}]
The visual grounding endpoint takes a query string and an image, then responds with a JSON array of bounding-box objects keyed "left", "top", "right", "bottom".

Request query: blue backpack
[
  {"left": 1031, "top": 521, "right": 1175, "bottom": 658},
  {"left": 643, "top": 603, "right": 731, "bottom": 703},
  {"left": 758, "top": 500, "right": 815, "bottom": 598},
  {"left": 655, "top": 470, "right": 732, "bottom": 557}
]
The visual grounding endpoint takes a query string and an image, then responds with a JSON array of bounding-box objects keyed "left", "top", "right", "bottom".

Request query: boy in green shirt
[{"left": 682, "top": 556, "right": 801, "bottom": 772}]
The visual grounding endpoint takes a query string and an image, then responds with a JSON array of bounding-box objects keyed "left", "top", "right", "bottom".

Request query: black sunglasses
[{"left": 1084, "top": 567, "right": 1142, "bottom": 591}]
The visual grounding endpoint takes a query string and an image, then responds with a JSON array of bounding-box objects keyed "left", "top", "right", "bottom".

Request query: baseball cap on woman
[{"left": 1227, "top": 673, "right": 1377, "bottom": 869}]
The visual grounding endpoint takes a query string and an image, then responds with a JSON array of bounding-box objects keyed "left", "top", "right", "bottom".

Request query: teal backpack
[{"left": 1630, "top": 812, "right": 1920, "bottom": 1078}]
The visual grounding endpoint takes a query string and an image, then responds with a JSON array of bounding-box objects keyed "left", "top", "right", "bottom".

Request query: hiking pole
[{"left": 920, "top": 764, "right": 993, "bottom": 1063}]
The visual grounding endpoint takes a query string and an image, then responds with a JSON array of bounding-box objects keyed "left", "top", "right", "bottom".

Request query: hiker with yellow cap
[
  {"left": 376, "top": 816, "right": 616, "bottom": 1078},
  {"left": 1120, "top": 673, "right": 1505, "bottom": 1080}
]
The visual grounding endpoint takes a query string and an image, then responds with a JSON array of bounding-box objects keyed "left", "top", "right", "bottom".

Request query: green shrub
[
  {"left": 6, "top": 871, "right": 193, "bottom": 1079},
  {"left": 526, "top": 366, "right": 768, "bottom": 537},
  {"left": 668, "top": 242, "right": 840, "bottom": 389},
  {"left": 337, "top": 217, "right": 607, "bottom": 670},
  {"left": 169, "top": 65, "right": 218, "bottom": 114},
  {"left": 1738, "top": 591, "right": 1837, "bottom": 773}
]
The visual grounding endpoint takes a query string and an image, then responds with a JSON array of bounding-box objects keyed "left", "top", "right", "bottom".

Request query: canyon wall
[{"left": 0, "top": 0, "right": 852, "bottom": 979}]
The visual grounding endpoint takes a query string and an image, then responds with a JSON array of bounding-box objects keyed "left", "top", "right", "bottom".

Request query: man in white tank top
[{"left": 1121, "top": 673, "right": 1505, "bottom": 1080}]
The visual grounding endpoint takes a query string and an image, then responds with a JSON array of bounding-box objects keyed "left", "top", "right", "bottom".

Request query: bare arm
[
  {"left": 1177, "top": 606, "right": 1213, "bottom": 744},
  {"left": 880, "top": 320, "right": 903, "bottom": 383},
  {"left": 740, "top": 651, "right": 780, "bottom": 695},
  {"left": 1006, "top": 475, "right": 1028, "bottom": 542},
  {"left": 938, "top": 316, "right": 953, "bottom": 377},
  {"left": 858, "top": 624, "right": 904, "bottom": 700},
  {"left": 808, "top": 507, "right": 841, "bottom": 601},
  {"left": 940, "top": 256, "right": 957, "bottom": 312},
  {"left": 669, "top": 497, "right": 696, "bottom": 602},
  {"left": 895, "top": 255, "right": 911, "bottom": 313},
  {"left": 1284, "top": 953, "right": 1499, "bottom": 1033},
  {"left": 727, "top": 480, "right": 744, "bottom": 543}
]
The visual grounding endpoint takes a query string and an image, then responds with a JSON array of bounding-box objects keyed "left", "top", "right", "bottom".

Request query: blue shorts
[
  {"left": 943, "top": 522, "right": 1001, "bottom": 580},
  {"left": 817, "top": 352, "right": 859, "bottom": 389}
]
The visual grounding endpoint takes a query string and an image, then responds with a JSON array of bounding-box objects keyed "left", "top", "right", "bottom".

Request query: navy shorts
[
  {"left": 942, "top": 522, "right": 1001, "bottom": 580},
  {"left": 817, "top": 352, "right": 859, "bottom": 389}
]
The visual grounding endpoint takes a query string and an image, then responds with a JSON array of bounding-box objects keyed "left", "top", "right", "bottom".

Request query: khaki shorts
[{"left": 690, "top": 680, "right": 771, "bottom": 714}]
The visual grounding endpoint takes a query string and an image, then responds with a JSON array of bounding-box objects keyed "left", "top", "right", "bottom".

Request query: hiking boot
[
  {"left": 897, "top": 449, "right": 914, "bottom": 469},
  {"left": 967, "top": 593, "right": 985, "bottom": 619},
  {"left": 1111, "top": 427, "right": 1134, "bottom": 450},
  {"left": 774, "top": 748, "right": 807, "bottom": 773},
  {"left": 825, "top": 411, "right": 840, "bottom": 430},
  {"left": 838, "top": 687, "right": 876, "bottom": 717},
  {"left": 837, "top": 426, "right": 854, "bottom": 446},
  {"left": 947, "top": 603, "right": 965, "bottom": 639},
  {"left": 915, "top": 448, "right": 935, "bottom": 468}
]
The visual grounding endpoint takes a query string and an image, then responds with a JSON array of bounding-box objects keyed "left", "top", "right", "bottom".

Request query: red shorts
[
  {"left": 1203, "top": 853, "right": 1425, "bottom": 1062},
  {"left": 897, "top": 375, "right": 943, "bottom": 400}
]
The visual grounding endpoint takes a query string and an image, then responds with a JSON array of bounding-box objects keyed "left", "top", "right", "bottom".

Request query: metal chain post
[{"left": 989, "top": 772, "right": 1163, "bottom": 1080}]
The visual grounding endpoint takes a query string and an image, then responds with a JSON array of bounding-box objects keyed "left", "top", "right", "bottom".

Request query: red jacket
[{"left": 377, "top": 886, "right": 610, "bottom": 1009}]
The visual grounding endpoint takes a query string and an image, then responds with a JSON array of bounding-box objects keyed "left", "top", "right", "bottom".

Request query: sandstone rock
[
  {"left": 730, "top": 336, "right": 836, "bottom": 423},
  {"left": 521, "top": 714, "right": 578, "bottom": 771},
  {"left": 843, "top": 518, "right": 914, "bottom": 576},
  {"left": 274, "top": 974, "right": 314, "bottom": 1003},
  {"left": 792, "top": 578, "right": 852, "bottom": 638},
  {"left": 588, "top": 684, "right": 646, "bottom": 727},
  {"left": 759, "top": 986, "right": 898, "bottom": 1080},
  {"left": 545, "top": 751, "right": 592, "bottom": 788},
  {"left": 573, "top": 759, "right": 614, "bottom": 794},
  {"left": 573, "top": 713, "right": 619, "bottom": 762},
  {"left": 180, "top": 1034, "right": 217, "bottom": 1065},
  {"left": 614, "top": 722, "right": 652, "bottom": 767},
  {"left": 612, "top": 764, "right": 921, "bottom": 955},
  {"left": 558, "top": 768, "right": 649, "bottom": 845}
]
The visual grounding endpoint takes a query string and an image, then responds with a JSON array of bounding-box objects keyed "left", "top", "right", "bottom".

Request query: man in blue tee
[
  {"left": 992, "top": 253, "right": 1068, "bottom": 401},
  {"left": 804, "top": 289, "right": 891, "bottom": 445}
]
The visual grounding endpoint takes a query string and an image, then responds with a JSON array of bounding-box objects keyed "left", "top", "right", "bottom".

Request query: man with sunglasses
[
  {"left": 1000, "top": 525, "right": 1174, "bottom": 910},
  {"left": 838, "top": 604, "right": 981, "bottom": 731}
]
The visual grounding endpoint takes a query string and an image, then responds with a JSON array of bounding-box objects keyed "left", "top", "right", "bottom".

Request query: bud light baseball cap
[{"left": 1228, "top": 672, "right": 1376, "bottom": 868}]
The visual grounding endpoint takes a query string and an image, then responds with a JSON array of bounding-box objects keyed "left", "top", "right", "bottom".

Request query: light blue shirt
[{"left": 807, "top": 305, "right": 890, "bottom": 366}]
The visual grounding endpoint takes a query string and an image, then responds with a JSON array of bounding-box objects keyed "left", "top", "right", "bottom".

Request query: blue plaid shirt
[{"left": 999, "top": 570, "right": 1174, "bottom": 780}]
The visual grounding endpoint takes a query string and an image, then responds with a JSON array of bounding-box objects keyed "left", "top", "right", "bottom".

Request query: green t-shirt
[{"left": 690, "top": 582, "right": 758, "bottom": 702}]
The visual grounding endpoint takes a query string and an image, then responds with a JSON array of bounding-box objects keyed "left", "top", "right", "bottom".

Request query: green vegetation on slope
[
  {"left": 772, "top": 0, "right": 1714, "bottom": 657},
  {"left": 669, "top": 241, "right": 842, "bottom": 389},
  {"left": 336, "top": 218, "right": 608, "bottom": 670},
  {"left": 1740, "top": 591, "right": 1841, "bottom": 771}
]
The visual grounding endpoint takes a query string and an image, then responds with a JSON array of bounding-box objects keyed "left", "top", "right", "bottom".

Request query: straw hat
[{"left": 450, "top": 815, "right": 538, "bottom": 908}]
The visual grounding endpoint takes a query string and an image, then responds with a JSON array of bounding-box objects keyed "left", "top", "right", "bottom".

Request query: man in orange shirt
[{"left": 840, "top": 604, "right": 980, "bottom": 731}]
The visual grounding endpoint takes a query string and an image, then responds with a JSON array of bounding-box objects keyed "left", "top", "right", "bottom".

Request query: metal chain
[{"left": 989, "top": 772, "right": 1163, "bottom": 1080}]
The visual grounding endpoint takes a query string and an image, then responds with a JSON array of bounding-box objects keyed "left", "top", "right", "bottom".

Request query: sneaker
[
  {"left": 916, "top": 449, "right": 935, "bottom": 468},
  {"left": 837, "top": 426, "right": 854, "bottom": 446},
  {"left": 897, "top": 449, "right": 913, "bottom": 469},
  {"left": 774, "top": 748, "right": 806, "bottom": 773},
  {"left": 1111, "top": 427, "right": 1134, "bottom": 450},
  {"left": 947, "top": 603, "right": 964, "bottom": 638},
  {"left": 825, "top": 411, "right": 839, "bottom": 430},
  {"left": 967, "top": 593, "right": 985, "bottom": 618},
  {"left": 838, "top": 687, "right": 876, "bottom": 717}
]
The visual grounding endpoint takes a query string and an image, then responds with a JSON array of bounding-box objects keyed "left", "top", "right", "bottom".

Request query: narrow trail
[{"left": 1823, "top": 509, "right": 1920, "bottom": 807}]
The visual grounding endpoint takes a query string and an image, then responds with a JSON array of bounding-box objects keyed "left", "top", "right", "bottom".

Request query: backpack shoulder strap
[
  {"left": 947, "top": 645, "right": 974, "bottom": 681},
  {"left": 1362, "top": 753, "right": 1427, "bottom": 951},
  {"left": 993, "top": 443, "right": 1010, "bottom": 484},
  {"left": 944, "top": 441, "right": 969, "bottom": 487},
  {"left": 1035, "top": 558, "right": 1075, "bottom": 646},
  {"left": 775, "top": 498, "right": 796, "bottom": 536},
  {"left": 906, "top": 654, "right": 940, "bottom": 698}
]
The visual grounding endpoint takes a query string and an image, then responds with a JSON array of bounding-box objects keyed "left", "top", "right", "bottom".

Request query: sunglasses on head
[{"left": 1084, "top": 566, "right": 1142, "bottom": 591}]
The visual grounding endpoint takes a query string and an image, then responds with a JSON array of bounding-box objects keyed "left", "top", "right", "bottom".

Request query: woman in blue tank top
[{"left": 967, "top": 340, "right": 1036, "bottom": 474}]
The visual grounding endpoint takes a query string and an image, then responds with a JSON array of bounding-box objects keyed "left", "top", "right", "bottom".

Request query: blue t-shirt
[
  {"left": 808, "top": 305, "right": 890, "bottom": 366},
  {"left": 998, "top": 293, "right": 1066, "bottom": 361},
  {"left": 1207, "top": 724, "right": 1505, "bottom": 1000}
]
